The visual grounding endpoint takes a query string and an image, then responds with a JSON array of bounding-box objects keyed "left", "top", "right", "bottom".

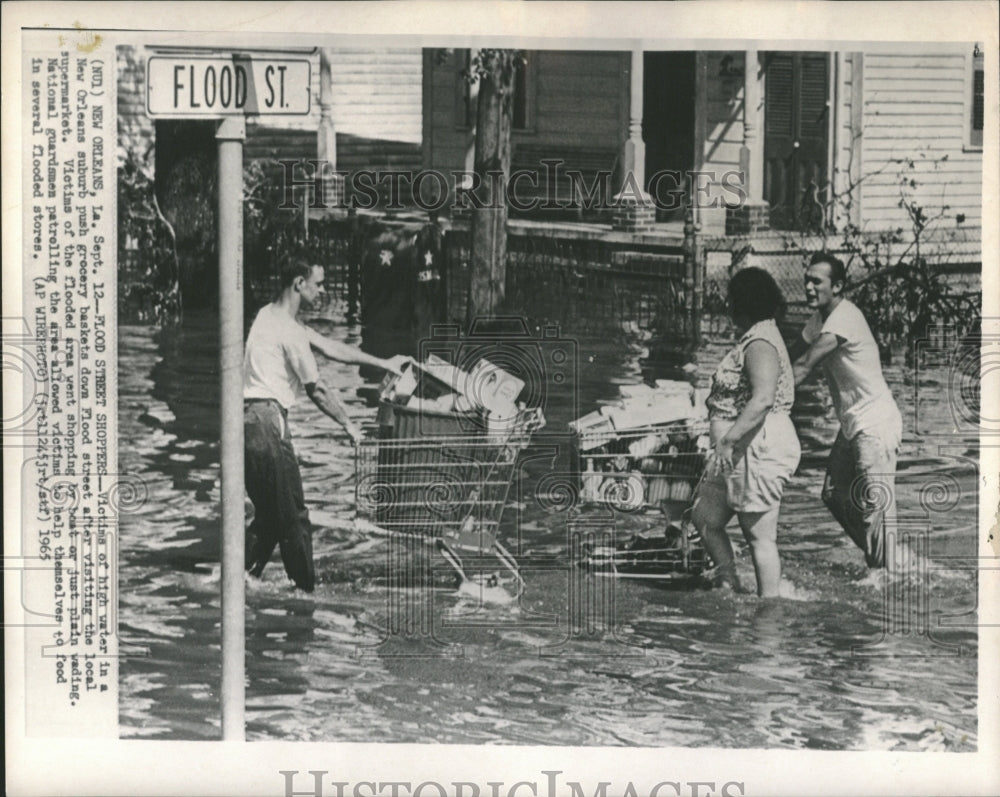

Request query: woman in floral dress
[{"left": 693, "top": 267, "right": 801, "bottom": 597}]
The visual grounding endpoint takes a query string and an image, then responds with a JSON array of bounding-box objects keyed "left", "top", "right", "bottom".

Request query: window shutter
[
  {"left": 971, "top": 50, "right": 984, "bottom": 148},
  {"left": 799, "top": 54, "right": 829, "bottom": 140},
  {"left": 765, "top": 54, "right": 794, "bottom": 139},
  {"left": 763, "top": 52, "right": 830, "bottom": 231}
]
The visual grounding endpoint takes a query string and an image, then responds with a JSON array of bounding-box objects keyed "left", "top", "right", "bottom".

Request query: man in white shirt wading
[
  {"left": 788, "top": 253, "right": 903, "bottom": 570},
  {"left": 243, "top": 259, "right": 407, "bottom": 592}
]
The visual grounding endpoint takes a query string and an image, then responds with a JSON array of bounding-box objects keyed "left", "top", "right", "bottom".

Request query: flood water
[{"left": 118, "top": 303, "right": 979, "bottom": 749}]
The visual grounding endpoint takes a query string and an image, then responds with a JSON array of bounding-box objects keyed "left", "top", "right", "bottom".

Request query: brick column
[
  {"left": 725, "top": 202, "right": 771, "bottom": 235},
  {"left": 611, "top": 193, "right": 656, "bottom": 232}
]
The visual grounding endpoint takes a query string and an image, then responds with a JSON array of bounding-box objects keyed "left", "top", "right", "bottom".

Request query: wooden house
[
  {"left": 423, "top": 44, "right": 985, "bottom": 236},
  {"left": 118, "top": 42, "right": 985, "bottom": 238}
]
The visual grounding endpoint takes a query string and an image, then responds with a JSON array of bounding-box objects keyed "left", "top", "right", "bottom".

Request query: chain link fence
[{"left": 699, "top": 225, "right": 982, "bottom": 337}]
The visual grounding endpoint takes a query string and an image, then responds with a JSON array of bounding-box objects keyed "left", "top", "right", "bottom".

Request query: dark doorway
[
  {"left": 762, "top": 52, "right": 830, "bottom": 231},
  {"left": 643, "top": 52, "right": 696, "bottom": 222}
]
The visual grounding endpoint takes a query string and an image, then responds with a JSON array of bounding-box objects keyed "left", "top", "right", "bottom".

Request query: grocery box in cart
[
  {"left": 357, "top": 355, "right": 544, "bottom": 587},
  {"left": 375, "top": 355, "right": 530, "bottom": 436},
  {"left": 570, "top": 379, "right": 709, "bottom": 517},
  {"left": 570, "top": 380, "right": 712, "bottom": 579}
]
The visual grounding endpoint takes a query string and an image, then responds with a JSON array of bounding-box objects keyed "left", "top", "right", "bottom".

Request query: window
[
  {"left": 460, "top": 50, "right": 531, "bottom": 131},
  {"left": 969, "top": 44, "right": 984, "bottom": 149},
  {"left": 762, "top": 51, "right": 831, "bottom": 231}
]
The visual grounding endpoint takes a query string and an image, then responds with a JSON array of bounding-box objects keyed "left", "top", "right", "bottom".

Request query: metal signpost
[{"left": 147, "top": 50, "right": 311, "bottom": 740}]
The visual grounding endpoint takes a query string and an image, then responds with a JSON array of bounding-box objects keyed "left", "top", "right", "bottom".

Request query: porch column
[
  {"left": 727, "top": 48, "right": 770, "bottom": 235},
  {"left": 613, "top": 43, "right": 655, "bottom": 232},
  {"left": 318, "top": 49, "right": 345, "bottom": 207},
  {"left": 742, "top": 47, "right": 763, "bottom": 202},
  {"left": 624, "top": 43, "right": 646, "bottom": 187}
]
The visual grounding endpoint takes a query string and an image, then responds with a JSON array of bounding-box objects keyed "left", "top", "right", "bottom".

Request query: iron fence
[
  {"left": 699, "top": 226, "right": 982, "bottom": 332},
  {"left": 245, "top": 215, "right": 363, "bottom": 313},
  {"left": 442, "top": 227, "right": 696, "bottom": 341},
  {"left": 121, "top": 199, "right": 979, "bottom": 356}
]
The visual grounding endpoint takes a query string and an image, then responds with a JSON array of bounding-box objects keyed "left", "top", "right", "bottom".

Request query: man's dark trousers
[{"left": 244, "top": 399, "right": 315, "bottom": 591}]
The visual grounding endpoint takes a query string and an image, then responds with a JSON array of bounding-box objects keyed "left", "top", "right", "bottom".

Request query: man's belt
[{"left": 244, "top": 397, "right": 287, "bottom": 415}]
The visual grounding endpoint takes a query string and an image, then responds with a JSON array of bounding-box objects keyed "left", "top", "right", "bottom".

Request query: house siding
[
  {"left": 322, "top": 48, "right": 423, "bottom": 175},
  {"left": 426, "top": 48, "right": 474, "bottom": 183},
  {"left": 425, "top": 49, "right": 627, "bottom": 202},
  {"left": 701, "top": 52, "right": 746, "bottom": 173},
  {"left": 858, "top": 49, "right": 982, "bottom": 230}
]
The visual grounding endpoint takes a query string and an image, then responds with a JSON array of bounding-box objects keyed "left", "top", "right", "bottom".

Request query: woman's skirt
[{"left": 706, "top": 412, "right": 801, "bottom": 513}]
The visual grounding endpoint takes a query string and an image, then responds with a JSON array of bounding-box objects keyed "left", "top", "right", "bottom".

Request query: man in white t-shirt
[
  {"left": 244, "top": 259, "right": 407, "bottom": 591},
  {"left": 788, "top": 253, "right": 903, "bottom": 569}
]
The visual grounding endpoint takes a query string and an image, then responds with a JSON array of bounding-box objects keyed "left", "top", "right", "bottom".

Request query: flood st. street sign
[{"left": 147, "top": 55, "right": 311, "bottom": 116}]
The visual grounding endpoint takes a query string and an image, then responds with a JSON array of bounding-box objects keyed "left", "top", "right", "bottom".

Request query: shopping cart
[
  {"left": 571, "top": 417, "right": 712, "bottom": 579},
  {"left": 355, "top": 399, "right": 545, "bottom": 588}
]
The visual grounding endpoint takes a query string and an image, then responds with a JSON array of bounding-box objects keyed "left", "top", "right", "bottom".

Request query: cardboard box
[
  {"left": 467, "top": 358, "right": 525, "bottom": 418},
  {"left": 416, "top": 355, "right": 524, "bottom": 418},
  {"left": 570, "top": 409, "right": 616, "bottom": 451},
  {"left": 392, "top": 363, "right": 418, "bottom": 402},
  {"left": 419, "top": 354, "right": 470, "bottom": 397},
  {"left": 604, "top": 395, "right": 697, "bottom": 430}
]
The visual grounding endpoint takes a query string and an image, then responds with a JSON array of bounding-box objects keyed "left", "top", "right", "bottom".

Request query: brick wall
[{"left": 117, "top": 45, "right": 155, "bottom": 167}]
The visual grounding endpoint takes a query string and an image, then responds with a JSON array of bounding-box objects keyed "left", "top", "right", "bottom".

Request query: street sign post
[
  {"left": 147, "top": 55, "right": 311, "bottom": 116},
  {"left": 146, "top": 49, "right": 312, "bottom": 741},
  {"left": 216, "top": 115, "right": 246, "bottom": 743}
]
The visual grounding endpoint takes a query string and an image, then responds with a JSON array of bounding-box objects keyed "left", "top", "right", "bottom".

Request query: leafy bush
[
  {"left": 117, "top": 150, "right": 307, "bottom": 323},
  {"left": 117, "top": 148, "right": 182, "bottom": 324},
  {"left": 784, "top": 150, "right": 981, "bottom": 362}
]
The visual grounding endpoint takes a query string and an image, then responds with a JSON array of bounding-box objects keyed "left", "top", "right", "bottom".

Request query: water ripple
[{"left": 118, "top": 314, "right": 980, "bottom": 747}]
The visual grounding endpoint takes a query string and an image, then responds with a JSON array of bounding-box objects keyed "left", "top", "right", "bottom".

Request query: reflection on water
[{"left": 118, "top": 308, "right": 978, "bottom": 748}]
